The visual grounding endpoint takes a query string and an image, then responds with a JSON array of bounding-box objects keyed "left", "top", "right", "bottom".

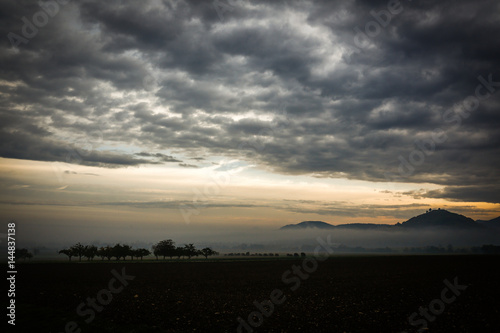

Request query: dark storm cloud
[
  {"left": 415, "top": 186, "right": 500, "bottom": 204},
  {"left": 0, "top": 128, "right": 152, "bottom": 167},
  {"left": 99, "top": 200, "right": 266, "bottom": 210},
  {"left": 282, "top": 199, "right": 500, "bottom": 220},
  {"left": 63, "top": 170, "right": 99, "bottom": 176},
  {"left": 178, "top": 163, "right": 199, "bottom": 168},
  {"left": 281, "top": 200, "right": 431, "bottom": 219},
  {"left": 135, "top": 152, "right": 182, "bottom": 163},
  {"left": 1, "top": 0, "right": 499, "bottom": 202}
]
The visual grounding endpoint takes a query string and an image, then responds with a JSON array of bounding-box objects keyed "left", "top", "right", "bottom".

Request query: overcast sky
[{"left": 1, "top": 0, "right": 499, "bottom": 246}]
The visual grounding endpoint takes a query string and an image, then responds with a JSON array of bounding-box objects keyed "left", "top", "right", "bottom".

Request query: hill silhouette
[
  {"left": 280, "top": 209, "right": 497, "bottom": 230},
  {"left": 335, "top": 223, "right": 393, "bottom": 230},
  {"left": 280, "top": 221, "right": 335, "bottom": 230},
  {"left": 476, "top": 216, "right": 500, "bottom": 228},
  {"left": 400, "top": 209, "right": 479, "bottom": 229}
]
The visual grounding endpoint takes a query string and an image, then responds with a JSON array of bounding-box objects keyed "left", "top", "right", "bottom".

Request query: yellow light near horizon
[{"left": 1, "top": 157, "right": 499, "bottom": 229}]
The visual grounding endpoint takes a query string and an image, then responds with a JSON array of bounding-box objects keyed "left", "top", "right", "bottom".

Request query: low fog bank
[
  {"left": 197, "top": 228, "right": 500, "bottom": 252},
  {"left": 7, "top": 223, "right": 500, "bottom": 259}
]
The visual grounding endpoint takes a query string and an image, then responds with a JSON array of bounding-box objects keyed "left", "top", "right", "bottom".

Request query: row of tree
[
  {"left": 152, "top": 239, "right": 218, "bottom": 259},
  {"left": 16, "top": 248, "right": 33, "bottom": 260},
  {"left": 58, "top": 240, "right": 218, "bottom": 261},
  {"left": 58, "top": 243, "right": 151, "bottom": 261}
]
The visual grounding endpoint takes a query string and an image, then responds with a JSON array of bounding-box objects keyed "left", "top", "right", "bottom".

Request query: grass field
[{"left": 13, "top": 255, "right": 500, "bottom": 332}]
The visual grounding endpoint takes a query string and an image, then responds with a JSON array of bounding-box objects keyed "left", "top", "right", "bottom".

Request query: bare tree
[
  {"left": 183, "top": 244, "right": 198, "bottom": 259},
  {"left": 153, "top": 239, "right": 176, "bottom": 259},
  {"left": 58, "top": 248, "right": 75, "bottom": 261},
  {"left": 70, "top": 243, "right": 86, "bottom": 261},
  {"left": 84, "top": 245, "right": 98, "bottom": 261},
  {"left": 200, "top": 247, "right": 218, "bottom": 259}
]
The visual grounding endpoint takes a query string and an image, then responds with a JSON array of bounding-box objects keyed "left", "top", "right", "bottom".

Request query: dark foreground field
[{"left": 13, "top": 255, "right": 500, "bottom": 332}]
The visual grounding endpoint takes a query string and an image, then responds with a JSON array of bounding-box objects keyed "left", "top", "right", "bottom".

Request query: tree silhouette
[
  {"left": 134, "top": 248, "right": 151, "bottom": 260},
  {"left": 153, "top": 239, "right": 176, "bottom": 259},
  {"left": 97, "top": 246, "right": 113, "bottom": 260},
  {"left": 59, "top": 248, "right": 75, "bottom": 261},
  {"left": 200, "top": 247, "right": 218, "bottom": 259},
  {"left": 122, "top": 244, "right": 132, "bottom": 259},
  {"left": 70, "top": 242, "right": 86, "bottom": 261},
  {"left": 175, "top": 246, "right": 185, "bottom": 259},
  {"left": 16, "top": 248, "right": 33, "bottom": 260},
  {"left": 112, "top": 243, "right": 132, "bottom": 260},
  {"left": 84, "top": 245, "right": 98, "bottom": 261},
  {"left": 183, "top": 244, "right": 198, "bottom": 259}
]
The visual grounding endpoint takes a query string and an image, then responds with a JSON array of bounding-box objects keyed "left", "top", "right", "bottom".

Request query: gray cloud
[
  {"left": 100, "top": 200, "right": 266, "bottom": 210},
  {"left": 178, "top": 163, "right": 199, "bottom": 168},
  {"left": 415, "top": 186, "right": 500, "bottom": 204},
  {"left": 280, "top": 200, "right": 431, "bottom": 220},
  {"left": 135, "top": 152, "right": 182, "bottom": 163},
  {"left": 1, "top": 0, "right": 499, "bottom": 202},
  {"left": 0, "top": 125, "right": 151, "bottom": 168},
  {"left": 63, "top": 170, "right": 99, "bottom": 176}
]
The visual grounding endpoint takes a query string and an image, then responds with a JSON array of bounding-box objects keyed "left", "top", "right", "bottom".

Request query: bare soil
[{"left": 13, "top": 255, "right": 500, "bottom": 332}]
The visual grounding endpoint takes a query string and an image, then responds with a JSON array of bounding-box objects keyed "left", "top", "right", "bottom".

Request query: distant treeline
[
  {"left": 316, "top": 244, "right": 500, "bottom": 254},
  {"left": 56, "top": 239, "right": 218, "bottom": 261},
  {"left": 403, "top": 244, "right": 500, "bottom": 254},
  {"left": 478, "top": 244, "right": 500, "bottom": 254},
  {"left": 220, "top": 245, "right": 500, "bottom": 255},
  {"left": 15, "top": 243, "right": 500, "bottom": 261},
  {"left": 14, "top": 248, "right": 33, "bottom": 260},
  {"left": 224, "top": 252, "right": 306, "bottom": 257}
]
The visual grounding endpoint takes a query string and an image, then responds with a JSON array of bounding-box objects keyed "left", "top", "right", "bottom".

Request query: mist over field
[{"left": 8, "top": 218, "right": 499, "bottom": 256}]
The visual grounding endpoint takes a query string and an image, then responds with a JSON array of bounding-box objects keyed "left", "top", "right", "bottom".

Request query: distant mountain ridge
[
  {"left": 280, "top": 209, "right": 500, "bottom": 230},
  {"left": 280, "top": 221, "right": 335, "bottom": 230},
  {"left": 476, "top": 216, "right": 500, "bottom": 229},
  {"left": 401, "top": 209, "right": 477, "bottom": 229}
]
